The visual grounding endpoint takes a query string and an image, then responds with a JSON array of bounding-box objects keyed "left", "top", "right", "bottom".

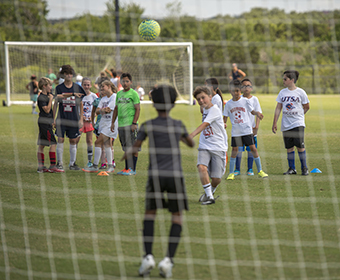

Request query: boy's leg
[
  {"left": 247, "top": 151, "right": 254, "bottom": 173},
  {"left": 283, "top": 129, "right": 297, "bottom": 174},
  {"left": 235, "top": 146, "right": 243, "bottom": 174},
  {"left": 83, "top": 135, "right": 104, "bottom": 172},
  {"left": 197, "top": 164, "right": 213, "bottom": 200},
  {"left": 298, "top": 147, "right": 308, "bottom": 175},
  {"left": 56, "top": 137, "right": 64, "bottom": 168},
  {"left": 69, "top": 137, "right": 79, "bottom": 168},
  {"left": 249, "top": 145, "right": 268, "bottom": 178},
  {"left": 49, "top": 144, "right": 57, "bottom": 167}
]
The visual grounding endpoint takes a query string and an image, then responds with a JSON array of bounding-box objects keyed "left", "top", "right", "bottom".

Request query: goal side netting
[{"left": 4, "top": 42, "right": 193, "bottom": 106}]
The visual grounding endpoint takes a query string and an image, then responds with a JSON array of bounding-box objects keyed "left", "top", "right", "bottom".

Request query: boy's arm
[
  {"left": 253, "top": 116, "right": 260, "bottom": 136},
  {"left": 42, "top": 93, "right": 54, "bottom": 114},
  {"left": 272, "top": 102, "right": 283, "bottom": 134},
  {"left": 110, "top": 106, "right": 118, "bottom": 132},
  {"left": 189, "top": 122, "right": 210, "bottom": 138},
  {"left": 121, "top": 139, "right": 143, "bottom": 160},
  {"left": 303, "top": 103, "right": 310, "bottom": 114},
  {"left": 181, "top": 135, "right": 195, "bottom": 147},
  {"left": 52, "top": 98, "right": 58, "bottom": 128},
  {"left": 250, "top": 110, "right": 263, "bottom": 120},
  {"left": 131, "top": 103, "right": 141, "bottom": 132},
  {"left": 223, "top": 116, "right": 228, "bottom": 128}
]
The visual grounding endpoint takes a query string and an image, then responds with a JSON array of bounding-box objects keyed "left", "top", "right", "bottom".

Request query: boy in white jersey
[
  {"left": 223, "top": 80, "right": 268, "bottom": 180},
  {"left": 272, "top": 70, "right": 309, "bottom": 176},
  {"left": 190, "top": 86, "right": 228, "bottom": 205},
  {"left": 205, "top": 78, "right": 224, "bottom": 114},
  {"left": 234, "top": 78, "right": 262, "bottom": 176},
  {"left": 83, "top": 80, "right": 118, "bottom": 173},
  {"left": 78, "top": 77, "right": 98, "bottom": 167}
]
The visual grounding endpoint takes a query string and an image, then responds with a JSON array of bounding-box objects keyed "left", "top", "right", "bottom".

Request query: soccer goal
[{"left": 4, "top": 41, "right": 193, "bottom": 106}]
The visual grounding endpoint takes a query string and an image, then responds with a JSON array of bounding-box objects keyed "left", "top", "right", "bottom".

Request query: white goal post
[{"left": 4, "top": 41, "right": 193, "bottom": 106}]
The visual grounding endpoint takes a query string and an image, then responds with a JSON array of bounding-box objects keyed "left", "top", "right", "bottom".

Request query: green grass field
[{"left": 0, "top": 94, "right": 340, "bottom": 280}]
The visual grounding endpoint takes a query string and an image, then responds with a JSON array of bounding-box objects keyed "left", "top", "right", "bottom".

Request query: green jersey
[{"left": 116, "top": 88, "right": 140, "bottom": 127}]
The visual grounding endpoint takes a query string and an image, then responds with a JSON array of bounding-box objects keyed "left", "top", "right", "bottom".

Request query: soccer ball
[{"left": 138, "top": 20, "right": 161, "bottom": 41}]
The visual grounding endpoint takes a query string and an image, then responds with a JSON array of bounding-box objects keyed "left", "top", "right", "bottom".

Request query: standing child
[
  {"left": 122, "top": 85, "right": 194, "bottom": 278},
  {"left": 190, "top": 86, "right": 228, "bottom": 205},
  {"left": 83, "top": 80, "right": 118, "bottom": 173},
  {"left": 234, "top": 78, "right": 262, "bottom": 176},
  {"left": 111, "top": 72, "right": 140, "bottom": 175},
  {"left": 36, "top": 77, "right": 63, "bottom": 173},
  {"left": 26, "top": 75, "right": 39, "bottom": 114},
  {"left": 272, "top": 70, "right": 309, "bottom": 175},
  {"left": 205, "top": 78, "right": 224, "bottom": 113},
  {"left": 223, "top": 80, "right": 268, "bottom": 180}
]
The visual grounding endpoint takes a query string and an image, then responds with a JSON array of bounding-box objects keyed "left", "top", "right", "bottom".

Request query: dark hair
[
  {"left": 59, "top": 65, "right": 75, "bottom": 75},
  {"left": 151, "top": 85, "right": 177, "bottom": 111},
  {"left": 283, "top": 70, "right": 299, "bottom": 83},
  {"left": 229, "top": 79, "right": 242, "bottom": 91},
  {"left": 120, "top": 72, "right": 132, "bottom": 81},
  {"left": 30, "top": 75, "right": 36, "bottom": 80},
  {"left": 193, "top": 85, "right": 212, "bottom": 99},
  {"left": 110, "top": 68, "right": 117, "bottom": 77},
  {"left": 241, "top": 78, "right": 252, "bottom": 85},
  {"left": 206, "top": 77, "right": 223, "bottom": 107}
]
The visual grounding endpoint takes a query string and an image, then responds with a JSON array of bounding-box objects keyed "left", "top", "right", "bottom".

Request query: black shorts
[
  {"left": 231, "top": 134, "right": 255, "bottom": 147},
  {"left": 56, "top": 125, "right": 80, "bottom": 139},
  {"left": 283, "top": 126, "right": 305, "bottom": 149},
  {"left": 118, "top": 125, "right": 139, "bottom": 151},
  {"left": 37, "top": 123, "right": 57, "bottom": 146},
  {"left": 145, "top": 176, "right": 189, "bottom": 213}
]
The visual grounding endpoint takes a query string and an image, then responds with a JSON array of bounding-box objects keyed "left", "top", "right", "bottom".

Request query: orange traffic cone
[{"left": 97, "top": 171, "right": 109, "bottom": 176}]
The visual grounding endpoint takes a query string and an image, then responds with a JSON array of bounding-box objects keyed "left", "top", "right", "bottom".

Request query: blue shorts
[{"left": 238, "top": 135, "right": 257, "bottom": 152}]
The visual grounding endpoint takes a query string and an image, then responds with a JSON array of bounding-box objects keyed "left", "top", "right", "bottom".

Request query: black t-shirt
[
  {"left": 137, "top": 116, "right": 189, "bottom": 178},
  {"left": 55, "top": 82, "right": 86, "bottom": 127},
  {"left": 37, "top": 93, "right": 53, "bottom": 124}
]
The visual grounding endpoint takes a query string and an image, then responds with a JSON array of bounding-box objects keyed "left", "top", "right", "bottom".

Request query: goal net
[{"left": 4, "top": 42, "right": 193, "bottom": 106}]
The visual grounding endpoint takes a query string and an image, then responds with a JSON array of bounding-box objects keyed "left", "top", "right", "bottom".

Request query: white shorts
[
  {"left": 197, "top": 149, "right": 226, "bottom": 178},
  {"left": 98, "top": 122, "right": 118, "bottom": 139}
]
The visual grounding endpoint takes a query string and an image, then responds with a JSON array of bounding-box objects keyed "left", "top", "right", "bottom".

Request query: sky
[{"left": 46, "top": 0, "right": 340, "bottom": 19}]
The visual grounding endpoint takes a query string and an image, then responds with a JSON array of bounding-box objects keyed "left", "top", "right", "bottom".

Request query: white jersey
[
  {"left": 276, "top": 87, "right": 309, "bottom": 131},
  {"left": 212, "top": 94, "right": 223, "bottom": 114},
  {"left": 242, "top": 95, "right": 262, "bottom": 136},
  {"left": 199, "top": 105, "right": 228, "bottom": 151},
  {"left": 223, "top": 97, "right": 254, "bottom": 137},
  {"left": 97, "top": 93, "right": 118, "bottom": 139},
  {"left": 82, "top": 92, "right": 97, "bottom": 120}
]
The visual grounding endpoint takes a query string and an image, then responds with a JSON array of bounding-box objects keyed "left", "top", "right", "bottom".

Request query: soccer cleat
[
  {"left": 117, "top": 169, "right": 128, "bottom": 175},
  {"left": 48, "top": 165, "right": 65, "bottom": 173},
  {"left": 201, "top": 197, "right": 215, "bottom": 205},
  {"left": 86, "top": 162, "right": 93, "bottom": 168},
  {"left": 283, "top": 167, "right": 297, "bottom": 175},
  {"left": 247, "top": 169, "right": 254, "bottom": 176},
  {"left": 258, "top": 170, "right": 268, "bottom": 178},
  {"left": 198, "top": 193, "right": 208, "bottom": 202},
  {"left": 82, "top": 165, "right": 99, "bottom": 173},
  {"left": 106, "top": 164, "right": 115, "bottom": 173},
  {"left": 121, "top": 168, "right": 136, "bottom": 175},
  {"left": 112, "top": 160, "right": 116, "bottom": 168},
  {"left": 301, "top": 167, "right": 309, "bottom": 176},
  {"left": 138, "top": 254, "right": 155, "bottom": 276},
  {"left": 234, "top": 170, "right": 240, "bottom": 176},
  {"left": 56, "top": 162, "right": 64, "bottom": 171},
  {"left": 69, "top": 163, "right": 81, "bottom": 170},
  {"left": 37, "top": 166, "right": 49, "bottom": 173},
  {"left": 227, "top": 173, "right": 235, "bottom": 180},
  {"left": 32, "top": 111, "right": 38, "bottom": 115},
  {"left": 99, "top": 163, "right": 107, "bottom": 170},
  {"left": 158, "top": 257, "right": 174, "bottom": 278}
]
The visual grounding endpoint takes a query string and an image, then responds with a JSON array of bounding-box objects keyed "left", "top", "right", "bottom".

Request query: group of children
[{"left": 35, "top": 68, "right": 310, "bottom": 278}]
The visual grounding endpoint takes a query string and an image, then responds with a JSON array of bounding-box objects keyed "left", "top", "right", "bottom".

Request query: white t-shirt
[
  {"left": 199, "top": 105, "right": 228, "bottom": 151},
  {"left": 212, "top": 94, "right": 223, "bottom": 114},
  {"left": 136, "top": 87, "right": 145, "bottom": 100},
  {"left": 97, "top": 93, "right": 118, "bottom": 138},
  {"left": 223, "top": 97, "right": 254, "bottom": 137},
  {"left": 110, "top": 77, "right": 119, "bottom": 88},
  {"left": 82, "top": 92, "right": 97, "bottom": 120},
  {"left": 276, "top": 87, "right": 309, "bottom": 131},
  {"left": 242, "top": 95, "right": 262, "bottom": 136}
]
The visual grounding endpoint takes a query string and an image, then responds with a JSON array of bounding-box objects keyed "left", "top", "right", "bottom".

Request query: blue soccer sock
[
  {"left": 229, "top": 157, "right": 236, "bottom": 174},
  {"left": 298, "top": 150, "right": 307, "bottom": 169},
  {"left": 254, "top": 157, "right": 262, "bottom": 173},
  {"left": 287, "top": 151, "right": 295, "bottom": 169},
  {"left": 235, "top": 151, "right": 242, "bottom": 171},
  {"left": 247, "top": 151, "right": 254, "bottom": 170}
]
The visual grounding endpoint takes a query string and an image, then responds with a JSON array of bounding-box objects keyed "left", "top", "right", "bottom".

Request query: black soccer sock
[
  {"left": 167, "top": 223, "right": 182, "bottom": 259},
  {"left": 125, "top": 159, "right": 128, "bottom": 170},
  {"left": 133, "top": 155, "right": 138, "bottom": 171},
  {"left": 143, "top": 220, "right": 154, "bottom": 255}
]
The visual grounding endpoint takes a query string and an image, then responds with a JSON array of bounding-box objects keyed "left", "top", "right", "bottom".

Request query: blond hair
[
  {"left": 38, "top": 77, "right": 52, "bottom": 90},
  {"left": 101, "top": 80, "right": 118, "bottom": 93}
]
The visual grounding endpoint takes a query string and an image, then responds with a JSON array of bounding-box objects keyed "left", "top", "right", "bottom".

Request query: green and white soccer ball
[{"left": 138, "top": 19, "right": 161, "bottom": 41}]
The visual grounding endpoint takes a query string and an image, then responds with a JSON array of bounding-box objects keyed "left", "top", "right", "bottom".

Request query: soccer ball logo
[
  {"left": 235, "top": 111, "right": 241, "bottom": 119},
  {"left": 138, "top": 20, "right": 161, "bottom": 41}
]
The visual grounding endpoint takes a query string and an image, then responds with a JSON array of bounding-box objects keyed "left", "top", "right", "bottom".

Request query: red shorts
[{"left": 80, "top": 122, "right": 94, "bottom": 133}]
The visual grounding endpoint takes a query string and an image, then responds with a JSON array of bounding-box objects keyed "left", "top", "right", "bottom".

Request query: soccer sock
[
  {"left": 105, "top": 147, "right": 112, "bottom": 165},
  {"left": 32, "top": 102, "right": 36, "bottom": 113},
  {"left": 125, "top": 159, "right": 128, "bottom": 170},
  {"left": 235, "top": 151, "right": 242, "bottom": 171},
  {"left": 229, "top": 157, "right": 236, "bottom": 174},
  {"left": 87, "top": 145, "right": 93, "bottom": 162},
  {"left": 69, "top": 144, "right": 77, "bottom": 165},
  {"left": 203, "top": 183, "right": 213, "bottom": 199},
  {"left": 56, "top": 143, "right": 64, "bottom": 164},
  {"left": 143, "top": 220, "right": 154, "bottom": 255},
  {"left": 49, "top": 152, "right": 56, "bottom": 166},
  {"left": 93, "top": 147, "right": 102, "bottom": 166},
  {"left": 37, "top": 152, "right": 44, "bottom": 167},
  {"left": 247, "top": 151, "right": 254, "bottom": 170},
  {"left": 287, "top": 151, "right": 296, "bottom": 169},
  {"left": 167, "top": 223, "right": 182, "bottom": 259},
  {"left": 254, "top": 157, "right": 262, "bottom": 173},
  {"left": 212, "top": 185, "right": 219, "bottom": 194},
  {"left": 133, "top": 156, "right": 138, "bottom": 171},
  {"left": 298, "top": 150, "right": 307, "bottom": 169}
]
